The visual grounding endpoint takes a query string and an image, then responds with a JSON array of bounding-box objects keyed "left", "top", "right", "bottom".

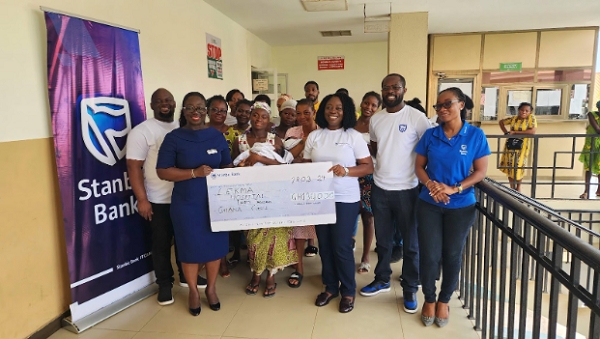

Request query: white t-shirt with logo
[
  {"left": 126, "top": 118, "right": 178, "bottom": 204},
  {"left": 303, "top": 128, "right": 370, "bottom": 203},
  {"left": 369, "top": 105, "right": 431, "bottom": 190}
]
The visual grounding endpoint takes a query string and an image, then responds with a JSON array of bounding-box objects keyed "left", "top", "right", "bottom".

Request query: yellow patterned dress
[
  {"left": 499, "top": 115, "right": 537, "bottom": 181},
  {"left": 236, "top": 132, "right": 299, "bottom": 274},
  {"left": 578, "top": 111, "right": 600, "bottom": 175}
]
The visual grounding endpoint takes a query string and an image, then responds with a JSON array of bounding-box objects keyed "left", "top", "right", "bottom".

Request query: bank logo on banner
[{"left": 81, "top": 97, "right": 132, "bottom": 166}]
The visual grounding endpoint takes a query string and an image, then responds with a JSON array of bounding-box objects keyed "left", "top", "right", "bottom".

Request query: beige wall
[
  {"left": 482, "top": 32, "right": 538, "bottom": 69},
  {"left": 271, "top": 41, "right": 388, "bottom": 103},
  {"left": 389, "top": 12, "right": 429, "bottom": 102},
  {"left": 0, "top": 0, "right": 271, "bottom": 337},
  {"left": 432, "top": 34, "right": 481, "bottom": 71}
]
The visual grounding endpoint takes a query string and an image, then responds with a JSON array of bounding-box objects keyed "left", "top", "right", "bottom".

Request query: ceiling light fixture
[{"left": 301, "top": 0, "right": 348, "bottom": 12}]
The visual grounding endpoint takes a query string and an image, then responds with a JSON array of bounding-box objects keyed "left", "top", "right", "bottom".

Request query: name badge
[{"left": 207, "top": 149, "right": 218, "bottom": 155}]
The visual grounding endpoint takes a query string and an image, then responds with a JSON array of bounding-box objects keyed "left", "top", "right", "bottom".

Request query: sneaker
[
  {"left": 359, "top": 280, "right": 391, "bottom": 297},
  {"left": 157, "top": 285, "right": 174, "bottom": 305},
  {"left": 179, "top": 275, "right": 208, "bottom": 289},
  {"left": 390, "top": 246, "right": 403, "bottom": 263},
  {"left": 403, "top": 292, "right": 418, "bottom": 313}
]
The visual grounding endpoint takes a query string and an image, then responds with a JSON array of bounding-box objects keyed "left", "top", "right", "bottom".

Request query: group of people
[{"left": 126, "top": 73, "right": 495, "bottom": 327}]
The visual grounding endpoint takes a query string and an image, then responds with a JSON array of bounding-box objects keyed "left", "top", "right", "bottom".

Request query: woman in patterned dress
[
  {"left": 578, "top": 101, "right": 600, "bottom": 199},
  {"left": 498, "top": 102, "right": 537, "bottom": 192},
  {"left": 232, "top": 102, "right": 299, "bottom": 298}
]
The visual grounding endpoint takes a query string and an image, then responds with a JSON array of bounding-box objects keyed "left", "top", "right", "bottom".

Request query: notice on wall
[
  {"left": 318, "top": 56, "right": 345, "bottom": 70},
  {"left": 536, "top": 89, "right": 561, "bottom": 107},
  {"left": 569, "top": 84, "right": 587, "bottom": 114},
  {"left": 206, "top": 33, "right": 223, "bottom": 80},
  {"left": 253, "top": 78, "right": 269, "bottom": 91},
  {"left": 206, "top": 162, "right": 336, "bottom": 232}
]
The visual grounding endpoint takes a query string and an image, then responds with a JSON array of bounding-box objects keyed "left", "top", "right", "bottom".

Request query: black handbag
[{"left": 506, "top": 138, "right": 523, "bottom": 150}]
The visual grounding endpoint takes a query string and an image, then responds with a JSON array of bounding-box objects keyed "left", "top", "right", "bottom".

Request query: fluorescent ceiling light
[{"left": 301, "top": 0, "right": 348, "bottom": 12}]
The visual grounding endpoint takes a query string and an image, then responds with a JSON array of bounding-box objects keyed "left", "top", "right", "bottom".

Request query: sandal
[
  {"left": 357, "top": 262, "right": 371, "bottom": 274},
  {"left": 580, "top": 193, "right": 589, "bottom": 199},
  {"left": 245, "top": 282, "right": 259, "bottom": 295},
  {"left": 264, "top": 283, "right": 277, "bottom": 298},
  {"left": 288, "top": 272, "right": 303, "bottom": 288},
  {"left": 227, "top": 258, "right": 240, "bottom": 268},
  {"left": 304, "top": 245, "right": 318, "bottom": 257}
]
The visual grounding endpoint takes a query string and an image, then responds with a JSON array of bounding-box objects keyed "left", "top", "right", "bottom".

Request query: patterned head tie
[{"left": 251, "top": 101, "right": 271, "bottom": 114}]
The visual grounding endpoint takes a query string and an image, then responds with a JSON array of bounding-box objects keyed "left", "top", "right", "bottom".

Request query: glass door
[
  {"left": 251, "top": 68, "right": 278, "bottom": 116},
  {"left": 436, "top": 77, "right": 476, "bottom": 121}
]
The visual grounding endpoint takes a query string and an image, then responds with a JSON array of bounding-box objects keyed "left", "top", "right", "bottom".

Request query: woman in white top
[{"left": 304, "top": 93, "right": 374, "bottom": 313}]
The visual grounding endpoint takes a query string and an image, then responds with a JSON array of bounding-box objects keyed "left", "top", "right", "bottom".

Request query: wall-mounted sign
[
  {"left": 499, "top": 62, "right": 522, "bottom": 72},
  {"left": 206, "top": 33, "right": 223, "bottom": 79},
  {"left": 318, "top": 56, "right": 345, "bottom": 70},
  {"left": 253, "top": 78, "right": 269, "bottom": 91}
]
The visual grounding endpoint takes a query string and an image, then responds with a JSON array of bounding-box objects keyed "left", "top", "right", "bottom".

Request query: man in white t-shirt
[
  {"left": 126, "top": 88, "right": 206, "bottom": 305},
  {"left": 359, "top": 74, "right": 431, "bottom": 314}
]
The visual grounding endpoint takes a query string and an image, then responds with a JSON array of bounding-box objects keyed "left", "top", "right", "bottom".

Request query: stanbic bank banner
[{"left": 44, "top": 12, "right": 153, "bottom": 326}]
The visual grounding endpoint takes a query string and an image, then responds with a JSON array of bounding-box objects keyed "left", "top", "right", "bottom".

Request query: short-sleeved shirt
[
  {"left": 224, "top": 125, "right": 249, "bottom": 154},
  {"left": 502, "top": 114, "right": 537, "bottom": 132},
  {"left": 415, "top": 121, "right": 491, "bottom": 209},
  {"left": 369, "top": 105, "right": 432, "bottom": 190},
  {"left": 303, "top": 128, "right": 370, "bottom": 203},
  {"left": 126, "top": 118, "right": 178, "bottom": 204}
]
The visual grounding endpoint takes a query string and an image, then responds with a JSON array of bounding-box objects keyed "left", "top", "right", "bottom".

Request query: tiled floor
[{"left": 48, "top": 245, "right": 480, "bottom": 339}]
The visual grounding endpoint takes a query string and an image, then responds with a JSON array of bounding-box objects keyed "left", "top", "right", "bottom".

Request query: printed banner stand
[{"left": 43, "top": 9, "right": 155, "bottom": 333}]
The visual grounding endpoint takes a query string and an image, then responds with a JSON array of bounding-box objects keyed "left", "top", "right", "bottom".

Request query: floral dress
[
  {"left": 237, "top": 132, "right": 299, "bottom": 274},
  {"left": 578, "top": 111, "right": 600, "bottom": 175},
  {"left": 499, "top": 115, "right": 537, "bottom": 181}
]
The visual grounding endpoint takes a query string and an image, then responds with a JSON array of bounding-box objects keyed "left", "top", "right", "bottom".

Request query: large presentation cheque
[{"left": 206, "top": 162, "right": 336, "bottom": 232}]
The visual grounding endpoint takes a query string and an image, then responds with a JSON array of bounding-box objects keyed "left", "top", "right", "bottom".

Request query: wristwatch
[
  {"left": 454, "top": 182, "right": 463, "bottom": 194},
  {"left": 343, "top": 167, "right": 349, "bottom": 177}
]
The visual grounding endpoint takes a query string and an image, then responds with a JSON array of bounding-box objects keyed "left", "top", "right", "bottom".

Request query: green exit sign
[{"left": 499, "top": 62, "right": 522, "bottom": 71}]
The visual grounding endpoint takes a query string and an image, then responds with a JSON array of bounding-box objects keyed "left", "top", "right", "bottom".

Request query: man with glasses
[
  {"left": 126, "top": 88, "right": 207, "bottom": 305},
  {"left": 359, "top": 74, "right": 431, "bottom": 314}
]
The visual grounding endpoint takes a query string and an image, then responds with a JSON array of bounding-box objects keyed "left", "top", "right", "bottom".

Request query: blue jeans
[
  {"left": 316, "top": 202, "right": 360, "bottom": 297},
  {"left": 416, "top": 200, "right": 476, "bottom": 303},
  {"left": 372, "top": 185, "right": 420, "bottom": 293}
]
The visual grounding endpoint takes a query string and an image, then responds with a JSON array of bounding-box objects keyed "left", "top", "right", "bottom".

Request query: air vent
[
  {"left": 320, "top": 30, "right": 352, "bottom": 37},
  {"left": 301, "top": 0, "right": 348, "bottom": 12}
]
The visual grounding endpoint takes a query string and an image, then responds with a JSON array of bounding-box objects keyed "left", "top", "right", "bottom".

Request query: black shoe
[
  {"left": 189, "top": 305, "right": 201, "bottom": 316},
  {"left": 209, "top": 302, "right": 221, "bottom": 311},
  {"left": 390, "top": 246, "right": 403, "bottom": 263},
  {"left": 157, "top": 285, "right": 174, "bottom": 305},
  {"left": 315, "top": 292, "right": 339, "bottom": 307},
  {"left": 339, "top": 297, "right": 354, "bottom": 313},
  {"left": 179, "top": 275, "right": 208, "bottom": 288}
]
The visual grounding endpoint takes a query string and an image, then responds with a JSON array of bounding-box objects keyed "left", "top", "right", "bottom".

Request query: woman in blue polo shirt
[{"left": 414, "top": 87, "right": 490, "bottom": 327}]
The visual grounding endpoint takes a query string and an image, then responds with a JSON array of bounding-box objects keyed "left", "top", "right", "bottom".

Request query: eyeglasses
[
  {"left": 183, "top": 106, "right": 207, "bottom": 113},
  {"left": 433, "top": 100, "right": 459, "bottom": 111},
  {"left": 209, "top": 107, "right": 228, "bottom": 115},
  {"left": 236, "top": 108, "right": 251, "bottom": 115},
  {"left": 382, "top": 85, "right": 403, "bottom": 92}
]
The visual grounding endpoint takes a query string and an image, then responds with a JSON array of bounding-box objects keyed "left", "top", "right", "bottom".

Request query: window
[
  {"left": 506, "top": 89, "right": 533, "bottom": 116},
  {"left": 480, "top": 87, "right": 499, "bottom": 121},
  {"left": 535, "top": 88, "right": 562, "bottom": 116},
  {"left": 568, "top": 84, "right": 590, "bottom": 119},
  {"left": 537, "top": 69, "right": 592, "bottom": 82},
  {"left": 482, "top": 71, "right": 535, "bottom": 84}
]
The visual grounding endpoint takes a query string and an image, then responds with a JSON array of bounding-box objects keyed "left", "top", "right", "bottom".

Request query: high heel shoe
[
  {"left": 421, "top": 302, "right": 435, "bottom": 326},
  {"left": 209, "top": 302, "right": 221, "bottom": 311},
  {"left": 189, "top": 305, "right": 201, "bottom": 316}
]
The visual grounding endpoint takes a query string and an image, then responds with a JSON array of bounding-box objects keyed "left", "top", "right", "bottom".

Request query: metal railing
[
  {"left": 487, "top": 133, "right": 599, "bottom": 199},
  {"left": 459, "top": 178, "right": 600, "bottom": 339}
]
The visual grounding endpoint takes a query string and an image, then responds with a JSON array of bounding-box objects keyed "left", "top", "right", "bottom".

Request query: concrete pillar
[{"left": 388, "top": 12, "right": 429, "bottom": 102}]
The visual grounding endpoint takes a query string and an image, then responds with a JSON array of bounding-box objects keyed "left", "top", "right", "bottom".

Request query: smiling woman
[{"left": 304, "top": 92, "right": 374, "bottom": 313}]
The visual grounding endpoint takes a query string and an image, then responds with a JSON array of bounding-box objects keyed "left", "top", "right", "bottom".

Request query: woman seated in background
[
  {"left": 232, "top": 101, "right": 298, "bottom": 298},
  {"left": 353, "top": 91, "right": 381, "bottom": 274},
  {"left": 304, "top": 93, "right": 373, "bottom": 313},
  {"left": 415, "top": 87, "right": 490, "bottom": 327},
  {"left": 207, "top": 95, "right": 230, "bottom": 134},
  {"left": 498, "top": 102, "right": 537, "bottom": 192},
  {"left": 157, "top": 92, "right": 232, "bottom": 316},
  {"left": 578, "top": 100, "right": 600, "bottom": 199},
  {"left": 272, "top": 99, "right": 297, "bottom": 139}
]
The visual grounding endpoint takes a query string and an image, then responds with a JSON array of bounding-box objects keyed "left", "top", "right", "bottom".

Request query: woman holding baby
[{"left": 231, "top": 101, "right": 298, "bottom": 298}]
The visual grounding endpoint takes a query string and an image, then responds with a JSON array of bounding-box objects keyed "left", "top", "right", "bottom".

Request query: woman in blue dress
[{"left": 157, "top": 92, "right": 232, "bottom": 316}]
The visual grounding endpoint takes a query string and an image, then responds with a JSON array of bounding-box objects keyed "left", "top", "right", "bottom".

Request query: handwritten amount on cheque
[{"left": 216, "top": 186, "right": 334, "bottom": 202}]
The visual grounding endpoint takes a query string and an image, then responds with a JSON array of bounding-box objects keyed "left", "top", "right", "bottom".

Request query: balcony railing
[
  {"left": 459, "top": 178, "right": 600, "bottom": 339},
  {"left": 487, "top": 133, "right": 598, "bottom": 199}
]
